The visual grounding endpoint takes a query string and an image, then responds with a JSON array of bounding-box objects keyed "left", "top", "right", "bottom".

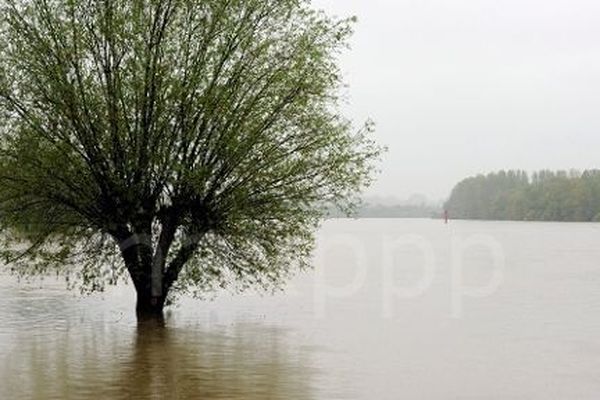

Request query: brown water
[{"left": 2, "top": 219, "right": 600, "bottom": 399}]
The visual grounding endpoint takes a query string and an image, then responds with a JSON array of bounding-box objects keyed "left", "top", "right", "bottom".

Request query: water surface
[{"left": 2, "top": 219, "right": 600, "bottom": 399}]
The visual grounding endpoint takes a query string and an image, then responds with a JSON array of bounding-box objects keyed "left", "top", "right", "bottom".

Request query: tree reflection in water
[{"left": 1, "top": 316, "right": 316, "bottom": 400}]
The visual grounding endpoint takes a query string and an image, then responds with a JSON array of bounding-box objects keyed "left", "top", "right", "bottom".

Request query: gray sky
[{"left": 312, "top": 0, "right": 600, "bottom": 201}]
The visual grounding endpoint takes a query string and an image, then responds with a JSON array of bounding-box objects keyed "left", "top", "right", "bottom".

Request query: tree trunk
[
  {"left": 118, "top": 233, "right": 168, "bottom": 320},
  {"left": 136, "top": 288, "right": 166, "bottom": 320}
]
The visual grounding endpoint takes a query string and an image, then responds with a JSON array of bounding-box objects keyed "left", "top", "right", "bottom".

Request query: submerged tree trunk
[
  {"left": 136, "top": 288, "right": 166, "bottom": 319},
  {"left": 117, "top": 225, "right": 197, "bottom": 320},
  {"left": 118, "top": 232, "right": 169, "bottom": 320},
  {"left": 127, "top": 260, "right": 167, "bottom": 320}
]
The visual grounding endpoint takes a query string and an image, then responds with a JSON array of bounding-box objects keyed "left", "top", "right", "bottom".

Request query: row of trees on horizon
[{"left": 445, "top": 170, "right": 600, "bottom": 222}]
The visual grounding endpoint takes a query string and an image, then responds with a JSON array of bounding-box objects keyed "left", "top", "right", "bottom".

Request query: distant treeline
[{"left": 445, "top": 170, "right": 600, "bottom": 222}]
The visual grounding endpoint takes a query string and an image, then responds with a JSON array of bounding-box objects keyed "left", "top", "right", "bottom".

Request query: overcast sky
[{"left": 312, "top": 0, "right": 600, "bottom": 201}]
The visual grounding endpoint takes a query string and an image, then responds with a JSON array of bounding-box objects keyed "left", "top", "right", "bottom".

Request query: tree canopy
[
  {"left": 0, "top": 0, "right": 381, "bottom": 314},
  {"left": 445, "top": 170, "right": 600, "bottom": 222}
]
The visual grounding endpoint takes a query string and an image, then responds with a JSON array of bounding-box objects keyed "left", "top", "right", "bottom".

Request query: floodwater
[{"left": 2, "top": 219, "right": 600, "bottom": 399}]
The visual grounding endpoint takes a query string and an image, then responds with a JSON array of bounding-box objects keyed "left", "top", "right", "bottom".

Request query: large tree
[{"left": 0, "top": 0, "right": 380, "bottom": 316}]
